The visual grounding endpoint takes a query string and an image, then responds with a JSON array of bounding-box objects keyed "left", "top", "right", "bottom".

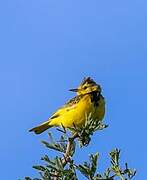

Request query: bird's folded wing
[{"left": 49, "top": 95, "right": 82, "bottom": 119}]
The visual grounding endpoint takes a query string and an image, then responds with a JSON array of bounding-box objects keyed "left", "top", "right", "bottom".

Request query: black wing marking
[
  {"left": 64, "top": 95, "right": 83, "bottom": 108},
  {"left": 50, "top": 114, "right": 60, "bottom": 119}
]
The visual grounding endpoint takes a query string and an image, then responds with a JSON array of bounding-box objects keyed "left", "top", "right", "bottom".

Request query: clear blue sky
[{"left": 0, "top": 0, "right": 147, "bottom": 179}]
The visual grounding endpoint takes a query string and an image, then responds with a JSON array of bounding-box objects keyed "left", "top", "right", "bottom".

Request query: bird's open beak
[{"left": 69, "top": 88, "right": 78, "bottom": 92}]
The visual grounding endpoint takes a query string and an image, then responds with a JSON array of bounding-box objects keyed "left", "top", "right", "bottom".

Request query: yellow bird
[{"left": 29, "top": 77, "right": 105, "bottom": 134}]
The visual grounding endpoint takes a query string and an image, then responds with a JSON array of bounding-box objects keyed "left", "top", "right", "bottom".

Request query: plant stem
[
  {"left": 119, "top": 174, "right": 125, "bottom": 180},
  {"left": 53, "top": 132, "right": 79, "bottom": 180}
]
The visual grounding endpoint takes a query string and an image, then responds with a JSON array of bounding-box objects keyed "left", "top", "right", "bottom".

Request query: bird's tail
[{"left": 29, "top": 120, "right": 52, "bottom": 134}]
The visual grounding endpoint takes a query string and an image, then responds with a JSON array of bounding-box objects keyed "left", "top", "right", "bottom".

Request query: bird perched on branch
[{"left": 29, "top": 77, "right": 105, "bottom": 134}]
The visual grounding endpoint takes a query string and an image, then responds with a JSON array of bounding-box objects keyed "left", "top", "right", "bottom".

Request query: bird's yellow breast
[{"left": 49, "top": 93, "right": 105, "bottom": 128}]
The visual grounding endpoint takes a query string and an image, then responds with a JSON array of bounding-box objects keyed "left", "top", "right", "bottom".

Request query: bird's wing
[
  {"left": 64, "top": 95, "right": 83, "bottom": 108},
  {"left": 49, "top": 95, "right": 82, "bottom": 119}
]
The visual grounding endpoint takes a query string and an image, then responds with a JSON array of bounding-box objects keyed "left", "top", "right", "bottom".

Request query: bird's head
[{"left": 69, "top": 77, "right": 101, "bottom": 95}]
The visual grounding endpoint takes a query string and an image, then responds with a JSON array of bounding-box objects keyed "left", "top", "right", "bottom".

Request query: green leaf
[
  {"left": 33, "top": 165, "right": 46, "bottom": 172},
  {"left": 90, "top": 152, "right": 99, "bottom": 176},
  {"left": 41, "top": 140, "right": 65, "bottom": 153},
  {"left": 24, "top": 177, "right": 32, "bottom": 180},
  {"left": 77, "top": 152, "right": 99, "bottom": 179},
  {"left": 55, "top": 156, "right": 64, "bottom": 172}
]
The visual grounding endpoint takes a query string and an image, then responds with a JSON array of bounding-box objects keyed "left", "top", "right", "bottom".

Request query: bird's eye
[{"left": 83, "top": 86, "right": 87, "bottom": 89}]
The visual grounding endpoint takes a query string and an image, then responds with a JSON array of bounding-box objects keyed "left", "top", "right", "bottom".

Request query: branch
[
  {"left": 53, "top": 132, "right": 79, "bottom": 180},
  {"left": 62, "top": 132, "right": 79, "bottom": 167}
]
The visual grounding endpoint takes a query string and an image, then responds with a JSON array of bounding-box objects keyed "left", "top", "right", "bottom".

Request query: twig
[{"left": 53, "top": 132, "right": 79, "bottom": 180}]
